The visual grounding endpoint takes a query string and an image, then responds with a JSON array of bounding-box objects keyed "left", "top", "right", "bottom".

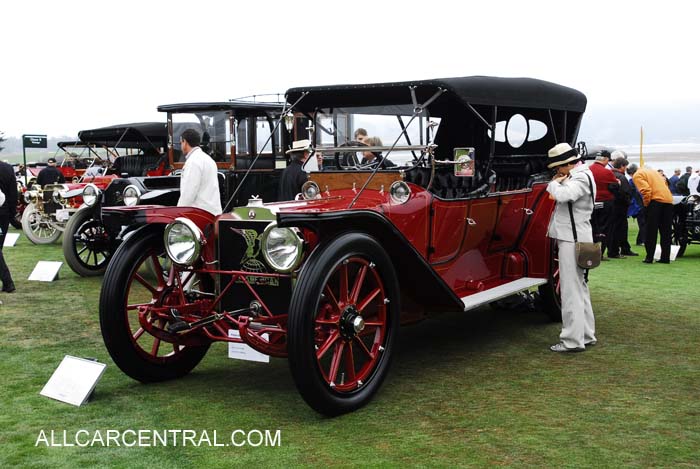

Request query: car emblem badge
[
  {"left": 248, "top": 210, "right": 256, "bottom": 219},
  {"left": 229, "top": 228, "right": 269, "bottom": 277}
]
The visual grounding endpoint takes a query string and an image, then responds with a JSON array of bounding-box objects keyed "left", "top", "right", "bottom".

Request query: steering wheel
[{"left": 334, "top": 140, "right": 368, "bottom": 170}]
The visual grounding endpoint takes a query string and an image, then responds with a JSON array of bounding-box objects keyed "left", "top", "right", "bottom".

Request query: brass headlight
[
  {"left": 260, "top": 222, "right": 303, "bottom": 273},
  {"left": 301, "top": 181, "right": 321, "bottom": 200},
  {"left": 82, "top": 183, "right": 100, "bottom": 207},
  {"left": 123, "top": 185, "right": 141, "bottom": 207},
  {"left": 389, "top": 180, "right": 411, "bottom": 204},
  {"left": 164, "top": 218, "right": 203, "bottom": 266}
]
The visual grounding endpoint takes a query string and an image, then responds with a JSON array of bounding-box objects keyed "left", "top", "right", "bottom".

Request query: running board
[{"left": 461, "top": 277, "right": 548, "bottom": 311}]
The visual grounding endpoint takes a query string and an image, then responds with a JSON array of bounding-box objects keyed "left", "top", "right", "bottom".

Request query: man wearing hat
[
  {"left": 278, "top": 140, "right": 312, "bottom": 201},
  {"left": 545, "top": 143, "right": 597, "bottom": 353},
  {"left": 589, "top": 150, "right": 619, "bottom": 258},
  {"left": 36, "top": 157, "right": 66, "bottom": 187}
]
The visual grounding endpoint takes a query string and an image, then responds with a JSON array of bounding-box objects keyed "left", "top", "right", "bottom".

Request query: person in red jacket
[{"left": 589, "top": 150, "right": 619, "bottom": 257}]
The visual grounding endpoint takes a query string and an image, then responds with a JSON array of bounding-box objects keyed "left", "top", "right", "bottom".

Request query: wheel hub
[{"left": 339, "top": 305, "right": 364, "bottom": 339}]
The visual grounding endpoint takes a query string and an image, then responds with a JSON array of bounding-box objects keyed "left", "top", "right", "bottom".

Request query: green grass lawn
[{"left": 0, "top": 224, "right": 698, "bottom": 468}]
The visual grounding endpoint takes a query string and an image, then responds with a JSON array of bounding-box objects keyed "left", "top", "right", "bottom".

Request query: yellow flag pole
[{"left": 639, "top": 126, "right": 645, "bottom": 168}]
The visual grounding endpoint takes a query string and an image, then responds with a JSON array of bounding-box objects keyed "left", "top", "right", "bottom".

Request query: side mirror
[{"left": 453, "top": 148, "right": 475, "bottom": 177}]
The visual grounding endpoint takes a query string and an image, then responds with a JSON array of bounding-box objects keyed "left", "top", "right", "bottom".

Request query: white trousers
[{"left": 557, "top": 240, "right": 596, "bottom": 348}]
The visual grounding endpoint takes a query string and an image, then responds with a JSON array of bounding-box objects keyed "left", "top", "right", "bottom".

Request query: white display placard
[
  {"left": 653, "top": 244, "right": 681, "bottom": 262},
  {"left": 3, "top": 233, "right": 19, "bottom": 247},
  {"left": 28, "top": 261, "right": 62, "bottom": 282},
  {"left": 228, "top": 330, "right": 270, "bottom": 363},
  {"left": 40, "top": 355, "right": 107, "bottom": 406}
]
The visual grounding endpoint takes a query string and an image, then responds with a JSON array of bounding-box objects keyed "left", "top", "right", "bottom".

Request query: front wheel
[
  {"left": 538, "top": 238, "right": 562, "bottom": 322},
  {"left": 62, "top": 207, "right": 113, "bottom": 276},
  {"left": 99, "top": 228, "right": 210, "bottom": 383},
  {"left": 21, "top": 203, "right": 61, "bottom": 244},
  {"left": 287, "top": 233, "right": 400, "bottom": 416}
]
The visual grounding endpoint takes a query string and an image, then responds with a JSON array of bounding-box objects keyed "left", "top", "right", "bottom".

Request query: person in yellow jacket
[{"left": 632, "top": 166, "right": 673, "bottom": 263}]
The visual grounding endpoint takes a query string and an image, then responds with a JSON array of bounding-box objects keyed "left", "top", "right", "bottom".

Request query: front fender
[
  {"left": 277, "top": 210, "right": 463, "bottom": 313},
  {"left": 102, "top": 205, "right": 217, "bottom": 240}
]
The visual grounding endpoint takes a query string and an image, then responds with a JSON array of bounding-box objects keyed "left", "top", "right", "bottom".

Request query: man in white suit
[
  {"left": 177, "top": 128, "right": 222, "bottom": 216},
  {"left": 545, "top": 143, "right": 597, "bottom": 353}
]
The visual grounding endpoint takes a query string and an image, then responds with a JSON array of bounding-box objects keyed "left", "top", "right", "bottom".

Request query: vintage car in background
[
  {"left": 61, "top": 122, "right": 170, "bottom": 275},
  {"left": 63, "top": 102, "right": 288, "bottom": 276},
  {"left": 20, "top": 141, "right": 117, "bottom": 244},
  {"left": 672, "top": 194, "right": 700, "bottom": 256},
  {"left": 98, "top": 76, "right": 586, "bottom": 416}
]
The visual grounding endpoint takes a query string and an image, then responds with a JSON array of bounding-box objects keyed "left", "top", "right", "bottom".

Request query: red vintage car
[
  {"left": 99, "top": 76, "right": 587, "bottom": 415},
  {"left": 20, "top": 141, "right": 117, "bottom": 244}
]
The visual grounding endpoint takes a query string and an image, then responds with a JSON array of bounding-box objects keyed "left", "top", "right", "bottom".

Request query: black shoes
[
  {"left": 2, "top": 283, "right": 16, "bottom": 293},
  {"left": 657, "top": 259, "right": 670, "bottom": 264},
  {"left": 621, "top": 251, "right": 639, "bottom": 256},
  {"left": 608, "top": 254, "right": 626, "bottom": 259},
  {"left": 642, "top": 259, "right": 654, "bottom": 264}
]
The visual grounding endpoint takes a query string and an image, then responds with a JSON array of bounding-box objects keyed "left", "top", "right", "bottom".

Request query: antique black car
[
  {"left": 98, "top": 76, "right": 586, "bottom": 416},
  {"left": 63, "top": 102, "right": 288, "bottom": 276},
  {"left": 672, "top": 194, "right": 700, "bottom": 256},
  {"left": 61, "top": 123, "right": 170, "bottom": 275}
]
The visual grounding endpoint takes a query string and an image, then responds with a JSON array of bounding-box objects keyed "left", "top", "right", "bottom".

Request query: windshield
[
  {"left": 305, "top": 105, "right": 440, "bottom": 171},
  {"left": 172, "top": 111, "right": 232, "bottom": 163},
  {"left": 55, "top": 145, "right": 112, "bottom": 168}
]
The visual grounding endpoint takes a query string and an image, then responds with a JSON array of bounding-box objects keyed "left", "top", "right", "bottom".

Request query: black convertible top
[
  {"left": 157, "top": 101, "right": 284, "bottom": 118},
  {"left": 78, "top": 122, "right": 168, "bottom": 149},
  {"left": 286, "top": 76, "right": 586, "bottom": 113}
]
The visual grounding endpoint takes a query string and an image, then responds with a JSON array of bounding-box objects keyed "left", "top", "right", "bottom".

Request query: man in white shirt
[
  {"left": 688, "top": 170, "right": 700, "bottom": 197},
  {"left": 177, "top": 129, "right": 222, "bottom": 215}
]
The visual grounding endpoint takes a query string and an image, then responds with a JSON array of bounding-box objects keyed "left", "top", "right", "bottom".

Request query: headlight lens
[
  {"left": 82, "top": 183, "right": 100, "bottom": 207},
  {"left": 123, "top": 185, "right": 141, "bottom": 207},
  {"left": 301, "top": 181, "right": 321, "bottom": 200},
  {"left": 52, "top": 190, "right": 66, "bottom": 205},
  {"left": 23, "top": 192, "right": 33, "bottom": 204},
  {"left": 261, "top": 222, "right": 303, "bottom": 273},
  {"left": 389, "top": 180, "right": 411, "bottom": 204},
  {"left": 164, "top": 218, "right": 203, "bottom": 266}
]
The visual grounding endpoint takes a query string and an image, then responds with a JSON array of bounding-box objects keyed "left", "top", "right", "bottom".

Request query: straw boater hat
[
  {"left": 286, "top": 139, "right": 312, "bottom": 155},
  {"left": 547, "top": 143, "right": 580, "bottom": 169}
]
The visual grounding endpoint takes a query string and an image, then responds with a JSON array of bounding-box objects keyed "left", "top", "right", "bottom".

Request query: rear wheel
[
  {"left": 62, "top": 207, "right": 113, "bottom": 276},
  {"left": 287, "top": 233, "right": 399, "bottom": 416},
  {"left": 21, "top": 203, "right": 61, "bottom": 244},
  {"left": 671, "top": 211, "right": 688, "bottom": 258},
  {"left": 99, "top": 229, "right": 210, "bottom": 382},
  {"left": 538, "top": 239, "right": 562, "bottom": 322}
]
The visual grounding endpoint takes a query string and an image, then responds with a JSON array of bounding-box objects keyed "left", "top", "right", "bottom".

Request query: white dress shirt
[
  {"left": 688, "top": 173, "right": 700, "bottom": 196},
  {"left": 177, "top": 146, "right": 222, "bottom": 215}
]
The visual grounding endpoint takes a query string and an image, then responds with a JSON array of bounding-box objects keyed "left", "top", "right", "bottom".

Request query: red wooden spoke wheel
[
  {"left": 288, "top": 233, "right": 399, "bottom": 416},
  {"left": 99, "top": 229, "right": 210, "bottom": 383},
  {"left": 314, "top": 256, "right": 387, "bottom": 392}
]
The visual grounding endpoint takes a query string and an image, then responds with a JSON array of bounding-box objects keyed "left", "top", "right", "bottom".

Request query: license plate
[
  {"left": 55, "top": 209, "right": 72, "bottom": 222},
  {"left": 227, "top": 330, "right": 269, "bottom": 363}
]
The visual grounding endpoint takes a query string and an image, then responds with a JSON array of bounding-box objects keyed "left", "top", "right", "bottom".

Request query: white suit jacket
[
  {"left": 546, "top": 165, "right": 596, "bottom": 243},
  {"left": 177, "top": 147, "right": 223, "bottom": 216}
]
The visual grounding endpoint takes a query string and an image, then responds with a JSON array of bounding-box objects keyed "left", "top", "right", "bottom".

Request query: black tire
[
  {"left": 287, "top": 233, "right": 400, "bottom": 416},
  {"left": 671, "top": 212, "right": 688, "bottom": 258},
  {"left": 10, "top": 212, "right": 22, "bottom": 230},
  {"left": 99, "top": 228, "right": 209, "bottom": 383},
  {"left": 62, "top": 207, "right": 113, "bottom": 276},
  {"left": 538, "top": 238, "right": 562, "bottom": 322}
]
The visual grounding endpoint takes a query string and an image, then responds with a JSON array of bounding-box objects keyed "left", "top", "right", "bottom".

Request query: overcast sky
[{"left": 1, "top": 0, "right": 698, "bottom": 138}]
